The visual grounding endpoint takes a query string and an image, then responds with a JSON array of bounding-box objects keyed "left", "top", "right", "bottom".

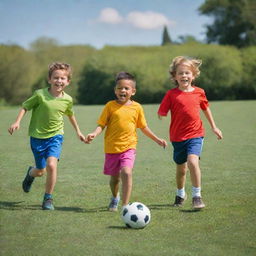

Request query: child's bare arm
[
  {"left": 85, "top": 126, "right": 104, "bottom": 144},
  {"left": 8, "top": 108, "right": 27, "bottom": 135},
  {"left": 68, "top": 115, "right": 85, "bottom": 142},
  {"left": 140, "top": 126, "right": 167, "bottom": 148},
  {"left": 203, "top": 107, "right": 223, "bottom": 140}
]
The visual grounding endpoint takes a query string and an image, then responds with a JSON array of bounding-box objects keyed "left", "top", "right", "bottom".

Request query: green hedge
[
  {"left": 77, "top": 43, "right": 256, "bottom": 103},
  {"left": 0, "top": 42, "right": 255, "bottom": 105}
]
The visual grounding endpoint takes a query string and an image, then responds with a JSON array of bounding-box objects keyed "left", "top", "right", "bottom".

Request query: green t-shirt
[{"left": 22, "top": 88, "right": 74, "bottom": 139}]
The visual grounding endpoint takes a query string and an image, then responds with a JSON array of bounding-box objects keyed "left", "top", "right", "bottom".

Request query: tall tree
[
  {"left": 161, "top": 25, "right": 172, "bottom": 45},
  {"left": 199, "top": 0, "right": 256, "bottom": 48}
]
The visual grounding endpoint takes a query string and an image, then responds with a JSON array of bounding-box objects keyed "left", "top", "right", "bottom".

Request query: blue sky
[{"left": 0, "top": 0, "right": 211, "bottom": 49}]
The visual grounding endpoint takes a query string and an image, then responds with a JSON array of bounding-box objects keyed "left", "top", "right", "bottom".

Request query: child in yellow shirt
[{"left": 85, "top": 71, "right": 167, "bottom": 211}]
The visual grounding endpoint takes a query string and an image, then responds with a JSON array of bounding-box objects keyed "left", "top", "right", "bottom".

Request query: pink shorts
[{"left": 104, "top": 149, "right": 136, "bottom": 176}]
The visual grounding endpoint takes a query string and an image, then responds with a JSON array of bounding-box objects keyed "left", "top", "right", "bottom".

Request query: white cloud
[
  {"left": 126, "top": 11, "right": 173, "bottom": 29},
  {"left": 98, "top": 8, "right": 123, "bottom": 24},
  {"left": 97, "top": 8, "right": 174, "bottom": 30}
]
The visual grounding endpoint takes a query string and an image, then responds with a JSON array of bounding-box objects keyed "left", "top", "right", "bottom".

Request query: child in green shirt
[{"left": 8, "top": 62, "right": 85, "bottom": 210}]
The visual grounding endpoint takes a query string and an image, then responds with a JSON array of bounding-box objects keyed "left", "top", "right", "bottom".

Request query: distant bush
[
  {"left": 237, "top": 46, "right": 256, "bottom": 99},
  {"left": 195, "top": 44, "right": 243, "bottom": 100},
  {"left": 0, "top": 40, "right": 95, "bottom": 105},
  {"left": 77, "top": 43, "right": 255, "bottom": 104},
  {"left": 0, "top": 45, "right": 37, "bottom": 105},
  {"left": 77, "top": 63, "right": 116, "bottom": 105},
  {"left": 0, "top": 41, "right": 255, "bottom": 105}
]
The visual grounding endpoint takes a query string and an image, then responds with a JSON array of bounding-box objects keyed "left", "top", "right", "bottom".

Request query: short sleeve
[
  {"left": 200, "top": 90, "right": 209, "bottom": 110},
  {"left": 136, "top": 105, "right": 147, "bottom": 128},
  {"left": 64, "top": 100, "right": 74, "bottom": 116},
  {"left": 22, "top": 91, "right": 39, "bottom": 111},
  {"left": 158, "top": 91, "right": 171, "bottom": 116},
  {"left": 97, "top": 104, "right": 109, "bottom": 127}
]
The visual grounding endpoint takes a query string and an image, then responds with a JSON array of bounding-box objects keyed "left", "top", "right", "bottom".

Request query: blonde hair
[
  {"left": 48, "top": 62, "right": 72, "bottom": 80},
  {"left": 169, "top": 56, "right": 202, "bottom": 85}
]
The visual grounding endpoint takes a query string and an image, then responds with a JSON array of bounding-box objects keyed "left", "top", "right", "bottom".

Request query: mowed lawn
[{"left": 0, "top": 101, "right": 255, "bottom": 256}]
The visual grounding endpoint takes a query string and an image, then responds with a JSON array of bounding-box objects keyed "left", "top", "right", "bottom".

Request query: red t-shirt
[{"left": 158, "top": 86, "right": 209, "bottom": 142}]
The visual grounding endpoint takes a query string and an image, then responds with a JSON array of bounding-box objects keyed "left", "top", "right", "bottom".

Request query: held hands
[
  {"left": 77, "top": 131, "right": 86, "bottom": 142},
  {"left": 8, "top": 122, "right": 20, "bottom": 135},
  {"left": 84, "top": 126, "right": 103, "bottom": 144},
  {"left": 84, "top": 133, "right": 97, "bottom": 144},
  {"left": 212, "top": 127, "right": 223, "bottom": 140}
]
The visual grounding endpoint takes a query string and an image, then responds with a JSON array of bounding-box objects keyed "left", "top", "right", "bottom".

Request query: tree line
[
  {"left": 1, "top": 0, "right": 256, "bottom": 105},
  {"left": 0, "top": 40, "right": 255, "bottom": 106}
]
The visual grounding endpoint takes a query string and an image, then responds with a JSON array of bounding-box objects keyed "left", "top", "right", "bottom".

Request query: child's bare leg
[
  {"left": 30, "top": 167, "right": 46, "bottom": 177},
  {"left": 176, "top": 163, "right": 187, "bottom": 189},
  {"left": 120, "top": 167, "right": 132, "bottom": 206},
  {"left": 22, "top": 166, "right": 45, "bottom": 193},
  {"left": 187, "top": 154, "right": 205, "bottom": 208},
  {"left": 109, "top": 175, "right": 120, "bottom": 198},
  {"left": 108, "top": 175, "right": 121, "bottom": 211},
  {"left": 187, "top": 154, "right": 201, "bottom": 188},
  {"left": 41, "top": 157, "right": 57, "bottom": 210},
  {"left": 45, "top": 156, "right": 58, "bottom": 194}
]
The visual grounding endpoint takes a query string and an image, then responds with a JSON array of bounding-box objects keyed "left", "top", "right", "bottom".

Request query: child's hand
[
  {"left": 212, "top": 127, "right": 223, "bottom": 140},
  {"left": 8, "top": 122, "right": 20, "bottom": 135},
  {"left": 85, "top": 133, "right": 96, "bottom": 144},
  {"left": 77, "top": 132, "right": 86, "bottom": 142},
  {"left": 157, "top": 139, "right": 168, "bottom": 149}
]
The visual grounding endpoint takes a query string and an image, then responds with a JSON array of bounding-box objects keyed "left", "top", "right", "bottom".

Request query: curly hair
[{"left": 48, "top": 62, "right": 72, "bottom": 80}]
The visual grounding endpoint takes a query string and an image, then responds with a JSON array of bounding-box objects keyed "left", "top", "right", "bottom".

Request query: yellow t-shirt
[{"left": 98, "top": 100, "right": 147, "bottom": 153}]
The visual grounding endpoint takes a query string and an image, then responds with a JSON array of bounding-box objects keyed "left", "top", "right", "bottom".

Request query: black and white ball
[{"left": 121, "top": 202, "right": 151, "bottom": 229}]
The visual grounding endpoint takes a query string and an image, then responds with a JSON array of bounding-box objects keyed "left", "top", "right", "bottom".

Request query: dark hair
[{"left": 115, "top": 71, "right": 136, "bottom": 85}]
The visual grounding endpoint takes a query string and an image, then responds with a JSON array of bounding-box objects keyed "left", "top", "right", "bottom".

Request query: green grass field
[{"left": 1, "top": 101, "right": 256, "bottom": 256}]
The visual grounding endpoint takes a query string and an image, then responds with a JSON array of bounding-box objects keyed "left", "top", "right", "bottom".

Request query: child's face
[
  {"left": 48, "top": 69, "right": 70, "bottom": 94},
  {"left": 175, "top": 64, "right": 195, "bottom": 90},
  {"left": 115, "top": 79, "right": 136, "bottom": 104}
]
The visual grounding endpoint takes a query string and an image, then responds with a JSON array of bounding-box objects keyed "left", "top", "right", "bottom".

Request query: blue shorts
[
  {"left": 172, "top": 137, "right": 204, "bottom": 164},
  {"left": 30, "top": 134, "right": 64, "bottom": 169}
]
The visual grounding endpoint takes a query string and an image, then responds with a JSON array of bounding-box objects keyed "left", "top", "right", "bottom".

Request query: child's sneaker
[
  {"left": 108, "top": 196, "right": 120, "bottom": 212},
  {"left": 173, "top": 194, "right": 187, "bottom": 207},
  {"left": 42, "top": 198, "right": 54, "bottom": 210},
  {"left": 22, "top": 166, "right": 35, "bottom": 193},
  {"left": 192, "top": 196, "right": 205, "bottom": 210}
]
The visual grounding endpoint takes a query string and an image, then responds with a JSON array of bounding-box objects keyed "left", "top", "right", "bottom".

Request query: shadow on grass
[
  {"left": 180, "top": 209, "right": 204, "bottom": 213},
  {"left": 0, "top": 200, "right": 108, "bottom": 213},
  {"left": 0, "top": 201, "right": 203, "bottom": 213},
  {"left": 55, "top": 206, "right": 108, "bottom": 213},
  {"left": 148, "top": 203, "right": 203, "bottom": 213},
  {"left": 147, "top": 204, "right": 171, "bottom": 210},
  {"left": 108, "top": 226, "right": 128, "bottom": 230},
  {"left": 0, "top": 201, "right": 41, "bottom": 211},
  {"left": 108, "top": 226, "right": 149, "bottom": 230}
]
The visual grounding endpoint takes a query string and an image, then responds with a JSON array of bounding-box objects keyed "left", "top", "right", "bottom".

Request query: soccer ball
[{"left": 121, "top": 202, "right": 151, "bottom": 229}]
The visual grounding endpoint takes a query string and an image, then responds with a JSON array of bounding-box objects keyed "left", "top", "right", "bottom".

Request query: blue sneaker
[
  {"left": 22, "top": 166, "right": 35, "bottom": 193},
  {"left": 42, "top": 198, "right": 54, "bottom": 210},
  {"left": 108, "top": 195, "right": 120, "bottom": 212}
]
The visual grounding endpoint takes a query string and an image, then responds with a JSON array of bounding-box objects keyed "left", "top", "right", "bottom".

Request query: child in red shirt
[{"left": 158, "top": 56, "right": 223, "bottom": 209}]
